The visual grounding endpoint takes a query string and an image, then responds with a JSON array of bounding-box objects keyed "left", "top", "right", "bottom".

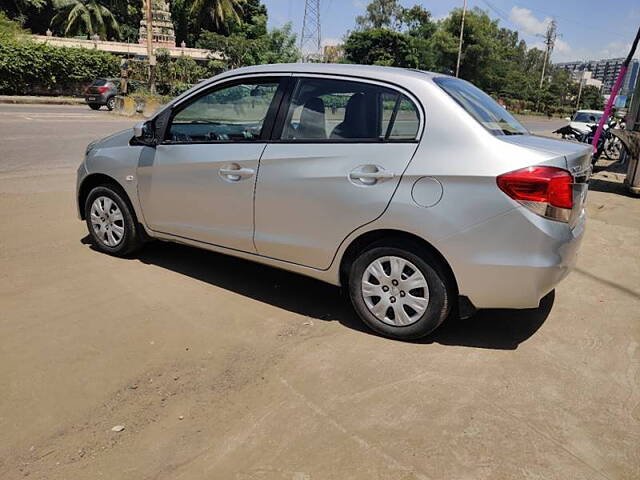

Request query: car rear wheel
[
  {"left": 106, "top": 97, "right": 116, "bottom": 111},
  {"left": 89, "top": 104, "right": 101, "bottom": 110},
  {"left": 349, "top": 243, "right": 452, "bottom": 340},
  {"left": 84, "top": 185, "right": 143, "bottom": 257}
]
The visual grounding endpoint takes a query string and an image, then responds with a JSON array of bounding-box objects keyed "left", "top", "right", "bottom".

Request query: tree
[
  {"left": 580, "top": 85, "right": 603, "bottom": 110},
  {"left": 355, "top": 0, "right": 404, "bottom": 30},
  {"left": 50, "top": 0, "right": 121, "bottom": 39},
  {"left": 257, "top": 22, "right": 299, "bottom": 64},
  {"left": 189, "top": 0, "right": 245, "bottom": 34},
  {"left": 343, "top": 28, "right": 416, "bottom": 67},
  {"left": 0, "top": 10, "right": 26, "bottom": 41},
  {"left": 105, "top": 0, "right": 141, "bottom": 43},
  {"left": 0, "top": 0, "right": 47, "bottom": 19},
  {"left": 226, "top": 0, "right": 266, "bottom": 39},
  {"left": 197, "top": 21, "right": 299, "bottom": 70}
]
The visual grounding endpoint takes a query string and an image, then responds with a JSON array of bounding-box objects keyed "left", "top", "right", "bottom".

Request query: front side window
[
  {"left": 434, "top": 77, "right": 528, "bottom": 136},
  {"left": 281, "top": 78, "right": 420, "bottom": 141},
  {"left": 168, "top": 80, "right": 280, "bottom": 143}
]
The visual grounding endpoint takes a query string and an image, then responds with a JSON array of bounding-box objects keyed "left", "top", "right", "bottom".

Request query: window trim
[
  {"left": 161, "top": 75, "right": 290, "bottom": 145},
  {"left": 270, "top": 74, "right": 424, "bottom": 145}
]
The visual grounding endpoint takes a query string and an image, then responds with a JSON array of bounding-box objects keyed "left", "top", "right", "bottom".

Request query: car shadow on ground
[{"left": 83, "top": 238, "right": 552, "bottom": 350}]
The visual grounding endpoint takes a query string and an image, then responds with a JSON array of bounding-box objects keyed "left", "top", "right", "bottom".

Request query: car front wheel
[
  {"left": 84, "top": 185, "right": 143, "bottom": 257},
  {"left": 349, "top": 244, "right": 452, "bottom": 340}
]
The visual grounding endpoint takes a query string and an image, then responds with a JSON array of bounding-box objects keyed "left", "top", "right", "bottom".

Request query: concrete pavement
[{"left": 0, "top": 104, "right": 638, "bottom": 480}]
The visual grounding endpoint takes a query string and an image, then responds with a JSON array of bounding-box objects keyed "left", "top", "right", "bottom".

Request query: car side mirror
[
  {"left": 564, "top": 117, "right": 571, "bottom": 122},
  {"left": 133, "top": 121, "right": 155, "bottom": 146}
]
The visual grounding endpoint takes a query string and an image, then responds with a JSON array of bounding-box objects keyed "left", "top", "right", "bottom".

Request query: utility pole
[
  {"left": 455, "top": 0, "right": 467, "bottom": 77},
  {"left": 144, "top": 0, "right": 156, "bottom": 93},
  {"left": 538, "top": 19, "right": 558, "bottom": 89},
  {"left": 300, "top": 0, "right": 321, "bottom": 62},
  {"left": 575, "top": 71, "right": 585, "bottom": 109}
]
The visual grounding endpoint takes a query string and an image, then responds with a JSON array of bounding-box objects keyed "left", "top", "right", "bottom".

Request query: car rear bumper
[
  {"left": 85, "top": 93, "right": 109, "bottom": 104},
  {"left": 437, "top": 207, "right": 585, "bottom": 309}
]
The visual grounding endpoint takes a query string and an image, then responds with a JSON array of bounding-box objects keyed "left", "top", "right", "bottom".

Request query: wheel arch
[
  {"left": 78, "top": 173, "right": 129, "bottom": 220},
  {"left": 338, "top": 229, "right": 458, "bottom": 295}
]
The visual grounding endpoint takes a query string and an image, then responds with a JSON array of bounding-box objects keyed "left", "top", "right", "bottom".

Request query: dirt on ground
[{"left": 0, "top": 105, "right": 639, "bottom": 480}]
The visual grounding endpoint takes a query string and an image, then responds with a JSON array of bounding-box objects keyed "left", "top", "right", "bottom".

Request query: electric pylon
[{"left": 300, "top": 0, "right": 322, "bottom": 61}]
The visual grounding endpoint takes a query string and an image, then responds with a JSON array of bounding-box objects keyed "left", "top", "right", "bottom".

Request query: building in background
[
  {"left": 556, "top": 58, "right": 639, "bottom": 98},
  {"left": 139, "top": 0, "right": 176, "bottom": 48},
  {"left": 572, "top": 70, "right": 603, "bottom": 90}
]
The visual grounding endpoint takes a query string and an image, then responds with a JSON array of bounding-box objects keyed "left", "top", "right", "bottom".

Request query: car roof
[
  {"left": 575, "top": 109, "right": 603, "bottom": 114},
  {"left": 211, "top": 63, "right": 442, "bottom": 85}
]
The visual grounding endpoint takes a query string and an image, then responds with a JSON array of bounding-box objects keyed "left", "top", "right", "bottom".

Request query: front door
[
  {"left": 137, "top": 77, "right": 284, "bottom": 252},
  {"left": 254, "top": 76, "right": 422, "bottom": 269}
]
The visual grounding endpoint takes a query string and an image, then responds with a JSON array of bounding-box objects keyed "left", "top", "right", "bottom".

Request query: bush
[{"left": 0, "top": 38, "right": 120, "bottom": 95}]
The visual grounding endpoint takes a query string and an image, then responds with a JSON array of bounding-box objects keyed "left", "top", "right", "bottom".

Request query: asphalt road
[{"left": 1, "top": 104, "right": 639, "bottom": 479}]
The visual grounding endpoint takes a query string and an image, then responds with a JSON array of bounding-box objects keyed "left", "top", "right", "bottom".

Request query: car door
[
  {"left": 137, "top": 76, "right": 286, "bottom": 252},
  {"left": 253, "top": 76, "right": 423, "bottom": 269}
]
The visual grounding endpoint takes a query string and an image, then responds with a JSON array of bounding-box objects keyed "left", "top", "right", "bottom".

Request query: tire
[
  {"left": 84, "top": 185, "right": 143, "bottom": 257},
  {"left": 348, "top": 243, "right": 452, "bottom": 340},
  {"left": 106, "top": 96, "right": 116, "bottom": 111},
  {"left": 89, "top": 104, "right": 101, "bottom": 110}
]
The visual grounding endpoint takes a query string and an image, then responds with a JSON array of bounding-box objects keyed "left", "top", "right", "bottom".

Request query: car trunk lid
[{"left": 500, "top": 134, "right": 592, "bottom": 228}]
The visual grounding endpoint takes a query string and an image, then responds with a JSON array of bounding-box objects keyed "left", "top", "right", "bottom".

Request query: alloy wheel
[{"left": 361, "top": 256, "right": 430, "bottom": 326}]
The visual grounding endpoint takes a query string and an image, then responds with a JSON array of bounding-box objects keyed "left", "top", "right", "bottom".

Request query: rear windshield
[
  {"left": 91, "top": 79, "right": 108, "bottom": 86},
  {"left": 434, "top": 77, "right": 528, "bottom": 136},
  {"left": 573, "top": 112, "right": 602, "bottom": 123}
]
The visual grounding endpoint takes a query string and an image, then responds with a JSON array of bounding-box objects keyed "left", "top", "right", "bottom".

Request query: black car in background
[{"left": 85, "top": 78, "right": 119, "bottom": 111}]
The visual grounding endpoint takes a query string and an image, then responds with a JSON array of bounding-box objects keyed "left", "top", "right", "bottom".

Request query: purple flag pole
[{"left": 591, "top": 25, "right": 640, "bottom": 152}]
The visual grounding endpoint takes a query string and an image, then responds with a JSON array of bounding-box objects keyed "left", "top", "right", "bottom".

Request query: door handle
[
  {"left": 219, "top": 165, "right": 255, "bottom": 182},
  {"left": 349, "top": 166, "right": 395, "bottom": 185}
]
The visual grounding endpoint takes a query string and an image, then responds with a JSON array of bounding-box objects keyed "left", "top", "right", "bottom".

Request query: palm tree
[
  {"left": 51, "top": 0, "right": 120, "bottom": 40},
  {"left": 189, "top": 0, "right": 245, "bottom": 33}
]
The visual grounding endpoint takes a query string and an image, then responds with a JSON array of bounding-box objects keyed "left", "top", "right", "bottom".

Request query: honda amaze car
[{"left": 76, "top": 64, "right": 591, "bottom": 340}]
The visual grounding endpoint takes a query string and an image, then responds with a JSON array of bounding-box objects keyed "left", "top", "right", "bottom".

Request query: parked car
[
  {"left": 565, "top": 109, "right": 604, "bottom": 134},
  {"left": 85, "top": 78, "right": 119, "bottom": 111},
  {"left": 76, "top": 64, "right": 592, "bottom": 340}
]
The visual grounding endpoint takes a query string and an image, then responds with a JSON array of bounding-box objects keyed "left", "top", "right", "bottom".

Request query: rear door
[{"left": 253, "top": 76, "right": 423, "bottom": 269}]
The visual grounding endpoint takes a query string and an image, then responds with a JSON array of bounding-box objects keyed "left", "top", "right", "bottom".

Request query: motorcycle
[
  {"left": 553, "top": 123, "right": 606, "bottom": 163},
  {"left": 553, "top": 117, "right": 624, "bottom": 163}
]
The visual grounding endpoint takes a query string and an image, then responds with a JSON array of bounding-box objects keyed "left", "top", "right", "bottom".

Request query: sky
[{"left": 264, "top": 0, "right": 640, "bottom": 62}]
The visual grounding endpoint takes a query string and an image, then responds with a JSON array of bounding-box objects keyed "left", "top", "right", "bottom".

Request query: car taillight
[
  {"left": 98, "top": 86, "right": 109, "bottom": 94},
  {"left": 497, "top": 166, "right": 574, "bottom": 222}
]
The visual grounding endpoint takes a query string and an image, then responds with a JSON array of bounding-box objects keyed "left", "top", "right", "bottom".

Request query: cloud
[
  {"left": 554, "top": 39, "right": 571, "bottom": 55},
  {"left": 509, "top": 6, "right": 551, "bottom": 36}
]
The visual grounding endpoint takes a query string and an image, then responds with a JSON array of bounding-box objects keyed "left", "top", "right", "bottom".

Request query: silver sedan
[{"left": 76, "top": 63, "right": 591, "bottom": 340}]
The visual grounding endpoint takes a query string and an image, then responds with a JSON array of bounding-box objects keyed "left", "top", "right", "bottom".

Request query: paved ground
[{"left": 1, "top": 104, "right": 639, "bottom": 480}]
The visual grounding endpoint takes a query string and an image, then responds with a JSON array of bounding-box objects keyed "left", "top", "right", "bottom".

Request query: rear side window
[
  {"left": 434, "top": 77, "right": 527, "bottom": 136},
  {"left": 280, "top": 78, "right": 420, "bottom": 142}
]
